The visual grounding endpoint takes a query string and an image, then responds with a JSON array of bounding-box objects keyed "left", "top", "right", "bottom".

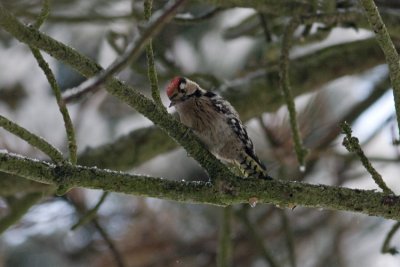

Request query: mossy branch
[
  {"left": 2, "top": 152, "right": 400, "bottom": 221},
  {"left": 29, "top": 0, "right": 77, "bottom": 165},
  {"left": 280, "top": 17, "right": 308, "bottom": 169},
  {"left": 341, "top": 121, "right": 394, "bottom": 195},
  {"left": 144, "top": 0, "right": 164, "bottom": 108},
  {"left": 359, "top": 0, "right": 400, "bottom": 140},
  {"left": 0, "top": 115, "right": 64, "bottom": 163}
]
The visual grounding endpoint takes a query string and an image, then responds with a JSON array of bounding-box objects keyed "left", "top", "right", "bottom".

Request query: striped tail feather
[{"left": 237, "top": 151, "right": 272, "bottom": 180}]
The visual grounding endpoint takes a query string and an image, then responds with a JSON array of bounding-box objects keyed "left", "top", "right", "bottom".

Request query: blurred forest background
[{"left": 1, "top": 0, "right": 400, "bottom": 266}]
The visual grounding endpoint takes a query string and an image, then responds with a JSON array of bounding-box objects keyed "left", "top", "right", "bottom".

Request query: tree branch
[
  {"left": 62, "top": 0, "right": 186, "bottom": 103},
  {"left": 144, "top": 0, "right": 164, "bottom": 108},
  {"left": 359, "top": 0, "right": 400, "bottom": 139},
  {"left": 280, "top": 17, "right": 308, "bottom": 169},
  {"left": 0, "top": 115, "right": 64, "bottom": 163},
  {"left": 1, "top": 152, "right": 400, "bottom": 221},
  {"left": 341, "top": 121, "right": 394, "bottom": 195},
  {"left": 29, "top": 0, "right": 77, "bottom": 165}
]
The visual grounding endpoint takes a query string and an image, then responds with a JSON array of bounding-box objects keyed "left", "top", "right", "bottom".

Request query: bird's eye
[{"left": 178, "top": 78, "right": 186, "bottom": 92}]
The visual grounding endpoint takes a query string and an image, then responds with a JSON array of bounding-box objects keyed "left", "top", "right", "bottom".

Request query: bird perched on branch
[{"left": 166, "top": 76, "right": 271, "bottom": 180}]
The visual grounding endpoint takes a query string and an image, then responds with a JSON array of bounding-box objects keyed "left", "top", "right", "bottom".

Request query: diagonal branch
[
  {"left": 341, "top": 121, "right": 394, "bottom": 195},
  {"left": 359, "top": 0, "right": 400, "bottom": 140},
  {"left": 29, "top": 0, "right": 77, "bottom": 164},
  {"left": 62, "top": 0, "right": 186, "bottom": 103},
  {"left": 0, "top": 115, "right": 64, "bottom": 163}
]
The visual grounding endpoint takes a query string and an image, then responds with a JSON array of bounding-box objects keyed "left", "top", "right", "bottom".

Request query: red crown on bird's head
[{"left": 166, "top": 76, "right": 182, "bottom": 98}]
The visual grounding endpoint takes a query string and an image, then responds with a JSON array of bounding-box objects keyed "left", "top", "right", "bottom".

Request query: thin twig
[
  {"left": 29, "top": 0, "right": 77, "bottom": 165},
  {"left": 32, "top": 0, "right": 49, "bottom": 28},
  {"left": 359, "top": 0, "right": 400, "bottom": 141},
  {"left": 341, "top": 121, "right": 394, "bottom": 194},
  {"left": 236, "top": 207, "right": 280, "bottom": 267},
  {"left": 144, "top": 0, "right": 164, "bottom": 108},
  {"left": 381, "top": 221, "right": 400, "bottom": 255},
  {"left": 258, "top": 13, "right": 272, "bottom": 42},
  {"left": 280, "top": 17, "right": 308, "bottom": 169},
  {"left": 0, "top": 115, "right": 64, "bottom": 163},
  {"left": 62, "top": 0, "right": 186, "bottom": 103},
  {"left": 217, "top": 206, "right": 232, "bottom": 267},
  {"left": 22, "top": 12, "right": 135, "bottom": 24},
  {"left": 278, "top": 11, "right": 362, "bottom": 169},
  {"left": 71, "top": 191, "right": 109, "bottom": 230},
  {"left": 29, "top": 49, "right": 77, "bottom": 164}
]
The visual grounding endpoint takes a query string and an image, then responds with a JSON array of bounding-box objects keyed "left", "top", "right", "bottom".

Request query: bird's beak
[{"left": 168, "top": 101, "right": 176, "bottom": 108}]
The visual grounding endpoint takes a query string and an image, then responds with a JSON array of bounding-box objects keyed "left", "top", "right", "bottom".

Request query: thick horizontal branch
[{"left": 1, "top": 152, "right": 400, "bottom": 221}]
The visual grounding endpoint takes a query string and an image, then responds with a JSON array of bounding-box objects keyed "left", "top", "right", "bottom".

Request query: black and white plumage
[{"left": 166, "top": 77, "right": 270, "bottom": 179}]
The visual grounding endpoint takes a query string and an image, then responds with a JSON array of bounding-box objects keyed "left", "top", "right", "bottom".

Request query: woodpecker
[{"left": 166, "top": 77, "right": 271, "bottom": 179}]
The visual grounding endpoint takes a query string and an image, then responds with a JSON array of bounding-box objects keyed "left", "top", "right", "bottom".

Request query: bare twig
[
  {"left": 62, "top": 0, "right": 186, "bottom": 103},
  {"left": 279, "top": 12, "right": 362, "bottom": 169},
  {"left": 29, "top": 0, "right": 77, "bottom": 165},
  {"left": 279, "top": 17, "right": 308, "bottom": 169},
  {"left": 341, "top": 121, "right": 394, "bottom": 195},
  {"left": 32, "top": 0, "right": 49, "bottom": 28},
  {"left": 21, "top": 12, "right": 135, "bottom": 24},
  {"left": 71, "top": 191, "right": 109, "bottom": 230},
  {"left": 381, "top": 221, "right": 400, "bottom": 255},
  {"left": 258, "top": 13, "right": 272, "bottom": 42},
  {"left": 144, "top": 0, "right": 164, "bottom": 108}
]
